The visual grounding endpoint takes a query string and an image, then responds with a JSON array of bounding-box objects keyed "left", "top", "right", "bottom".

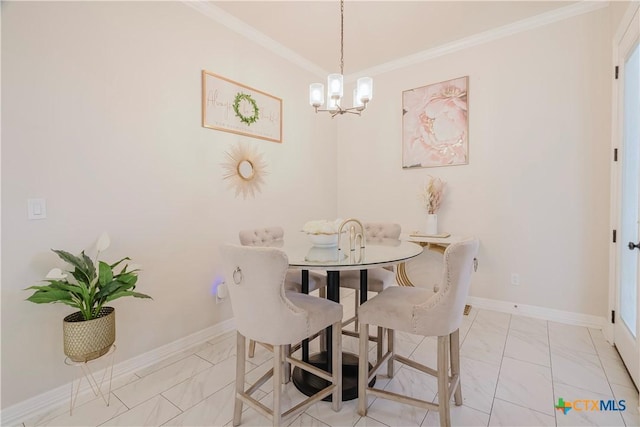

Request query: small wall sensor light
[
  {"left": 211, "top": 275, "right": 226, "bottom": 303},
  {"left": 216, "top": 282, "right": 228, "bottom": 299}
]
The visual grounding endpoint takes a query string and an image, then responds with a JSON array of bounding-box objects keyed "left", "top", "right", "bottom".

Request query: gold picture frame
[
  {"left": 202, "top": 70, "right": 282, "bottom": 143},
  {"left": 402, "top": 76, "right": 469, "bottom": 168}
]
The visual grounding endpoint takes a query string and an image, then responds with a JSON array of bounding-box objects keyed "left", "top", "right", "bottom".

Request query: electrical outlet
[{"left": 511, "top": 273, "right": 520, "bottom": 286}]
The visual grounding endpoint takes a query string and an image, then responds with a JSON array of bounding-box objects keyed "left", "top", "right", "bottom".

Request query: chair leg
[
  {"left": 320, "top": 331, "right": 327, "bottom": 352},
  {"left": 233, "top": 332, "right": 246, "bottom": 427},
  {"left": 437, "top": 335, "right": 451, "bottom": 427},
  {"left": 272, "top": 345, "right": 282, "bottom": 427},
  {"left": 319, "top": 287, "right": 327, "bottom": 352},
  {"left": 283, "top": 344, "right": 291, "bottom": 384},
  {"left": 450, "top": 329, "right": 462, "bottom": 405},
  {"left": 248, "top": 339, "right": 256, "bottom": 358},
  {"left": 357, "top": 322, "right": 369, "bottom": 416},
  {"left": 387, "top": 328, "right": 394, "bottom": 378},
  {"left": 376, "top": 326, "right": 384, "bottom": 362},
  {"left": 331, "top": 321, "right": 342, "bottom": 412},
  {"left": 354, "top": 290, "right": 360, "bottom": 332}
]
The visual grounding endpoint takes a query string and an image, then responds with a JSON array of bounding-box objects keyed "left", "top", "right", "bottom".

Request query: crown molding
[
  {"left": 185, "top": 1, "right": 608, "bottom": 83},
  {"left": 613, "top": 0, "right": 639, "bottom": 42},
  {"left": 347, "top": 0, "right": 610, "bottom": 80},
  {"left": 183, "top": 1, "right": 328, "bottom": 78}
]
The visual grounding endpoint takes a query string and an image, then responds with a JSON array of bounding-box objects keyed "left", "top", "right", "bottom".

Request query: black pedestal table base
[
  {"left": 293, "top": 270, "right": 374, "bottom": 401},
  {"left": 292, "top": 351, "right": 375, "bottom": 401},
  {"left": 288, "top": 241, "right": 423, "bottom": 402}
]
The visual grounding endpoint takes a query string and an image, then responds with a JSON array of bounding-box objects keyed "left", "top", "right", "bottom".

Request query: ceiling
[{"left": 212, "top": 1, "right": 578, "bottom": 74}]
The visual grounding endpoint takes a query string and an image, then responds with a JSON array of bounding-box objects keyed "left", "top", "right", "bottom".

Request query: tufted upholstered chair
[
  {"left": 239, "top": 226, "right": 327, "bottom": 357},
  {"left": 339, "top": 222, "right": 401, "bottom": 359},
  {"left": 357, "top": 238, "right": 479, "bottom": 427},
  {"left": 220, "top": 244, "right": 342, "bottom": 426}
]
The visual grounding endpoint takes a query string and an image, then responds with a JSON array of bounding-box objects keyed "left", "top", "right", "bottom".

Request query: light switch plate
[{"left": 28, "top": 198, "right": 47, "bottom": 220}]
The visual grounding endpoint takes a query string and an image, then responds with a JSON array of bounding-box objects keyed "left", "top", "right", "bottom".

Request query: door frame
[{"left": 607, "top": 1, "right": 640, "bottom": 349}]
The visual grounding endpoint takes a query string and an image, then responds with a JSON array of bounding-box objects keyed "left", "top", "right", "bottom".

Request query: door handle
[{"left": 629, "top": 242, "right": 640, "bottom": 250}]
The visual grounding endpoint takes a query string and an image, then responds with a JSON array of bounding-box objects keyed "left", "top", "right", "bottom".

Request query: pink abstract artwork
[{"left": 402, "top": 76, "right": 469, "bottom": 168}]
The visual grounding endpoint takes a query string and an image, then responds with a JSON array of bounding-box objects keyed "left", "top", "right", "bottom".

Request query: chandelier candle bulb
[
  {"left": 357, "top": 77, "right": 373, "bottom": 102},
  {"left": 309, "top": 83, "right": 324, "bottom": 107},
  {"left": 328, "top": 73, "right": 343, "bottom": 99}
]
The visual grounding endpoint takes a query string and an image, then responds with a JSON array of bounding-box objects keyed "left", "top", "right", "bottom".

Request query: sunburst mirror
[{"left": 221, "top": 141, "right": 267, "bottom": 199}]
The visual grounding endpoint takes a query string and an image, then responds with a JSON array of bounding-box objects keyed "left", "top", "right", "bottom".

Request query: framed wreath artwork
[
  {"left": 402, "top": 76, "right": 469, "bottom": 168},
  {"left": 202, "top": 70, "right": 282, "bottom": 143}
]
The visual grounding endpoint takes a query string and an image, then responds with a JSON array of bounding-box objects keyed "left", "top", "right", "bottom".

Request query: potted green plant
[{"left": 25, "top": 232, "right": 151, "bottom": 362}]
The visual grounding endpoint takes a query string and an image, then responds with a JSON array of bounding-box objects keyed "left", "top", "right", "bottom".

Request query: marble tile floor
[{"left": 21, "top": 289, "right": 639, "bottom": 427}]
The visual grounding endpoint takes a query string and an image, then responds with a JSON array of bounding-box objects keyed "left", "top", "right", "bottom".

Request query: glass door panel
[
  {"left": 620, "top": 41, "right": 639, "bottom": 338},
  {"left": 615, "top": 6, "right": 640, "bottom": 388}
]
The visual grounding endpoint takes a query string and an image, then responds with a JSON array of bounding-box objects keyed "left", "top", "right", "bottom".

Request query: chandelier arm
[
  {"left": 314, "top": 108, "right": 344, "bottom": 114},
  {"left": 343, "top": 107, "right": 364, "bottom": 114},
  {"left": 313, "top": 103, "right": 367, "bottom": 115}
]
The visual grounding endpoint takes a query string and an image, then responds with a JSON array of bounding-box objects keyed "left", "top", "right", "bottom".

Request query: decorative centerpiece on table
[
  {"left": 302, "top": 219, "right": 343, "bottom": 247},
  {"left": 25, "top": 232, "right": 152, "bottom": 362},
  {"left": 421, "top": 176, "right": 445, "bottom": 235}
]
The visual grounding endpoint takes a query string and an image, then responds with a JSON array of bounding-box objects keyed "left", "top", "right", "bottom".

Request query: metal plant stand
[{"left": 64, "top": 344, "right": 116, "bottom": 415}]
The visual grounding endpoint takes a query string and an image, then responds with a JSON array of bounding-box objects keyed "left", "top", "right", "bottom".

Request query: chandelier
[{"left": 309, "top": 0, "right": 373, "bottom": 117}]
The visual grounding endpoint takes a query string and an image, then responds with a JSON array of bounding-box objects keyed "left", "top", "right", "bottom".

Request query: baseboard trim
[
  {"left": 0, "top": 318, "right": 236, "bottom": 427},
  {"left": 601, "top": 322, "right": 615, "bottom": 345},
  {"left": 467, "top": 296, "right": 607, "bottom": 329}
]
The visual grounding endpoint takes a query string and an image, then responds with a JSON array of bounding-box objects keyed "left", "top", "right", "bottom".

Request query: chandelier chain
[{"left": 340, "top": 0, "right": 344, "bottom": 75}]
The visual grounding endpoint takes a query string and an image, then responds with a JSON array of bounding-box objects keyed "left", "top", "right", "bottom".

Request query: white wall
[
  {"left": 337, "top": 8, "right": 612, "bottom": 317},
  {"left": 0, "top": 0, "right": 623, "bottom": 411},
  {"left": 1, "top": 1, "right": 337, "bottom": 408}
]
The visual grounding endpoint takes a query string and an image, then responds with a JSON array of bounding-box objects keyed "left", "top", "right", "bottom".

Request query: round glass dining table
[{"left": 279, "top": 234, "right": 423, "bottom": 401}]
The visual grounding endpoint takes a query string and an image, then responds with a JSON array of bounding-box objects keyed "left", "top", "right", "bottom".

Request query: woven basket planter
[{"left": 63, "top": 307, "right": 115, "bottom": 362}]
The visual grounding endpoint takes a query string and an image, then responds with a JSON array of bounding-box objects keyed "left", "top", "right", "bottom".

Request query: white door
[{"left": 615, "top": 6, "right": 640, "bottom": 388}]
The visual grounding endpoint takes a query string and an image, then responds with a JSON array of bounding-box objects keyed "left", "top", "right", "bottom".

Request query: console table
[{"left": 397, "top": 233, "right": 478, "bottom": 288}]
